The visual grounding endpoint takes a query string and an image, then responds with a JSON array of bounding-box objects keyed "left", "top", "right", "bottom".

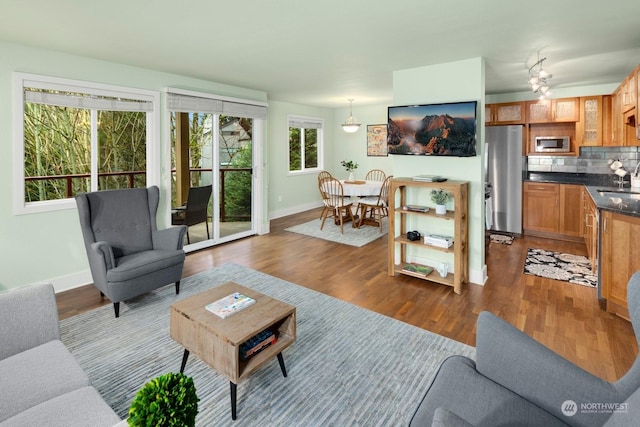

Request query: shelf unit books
[
  {"left": 402, "top": 205, "right": 429, "bottom": 213},
  {"left": 401, "top": 263, "right": 434, "bottom": 277},
  {"left": 424, "top": 234, "right": 454, "bottom": 248},
  {"left": 205, "top": 292, "right": 256, "bottom": 319},
  {"left": 388, "top": 178, "right": 469, "bottom": 294},
  {"left": 239, "top": 329, "right": 277, "bottom": 361}
]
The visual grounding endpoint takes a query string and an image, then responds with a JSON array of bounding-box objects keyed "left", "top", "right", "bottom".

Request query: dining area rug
[
  {"left": 285, "top": 217, "right": 388, "bottom": 247},
  {"left": 59, "top": 263, "right": 474, "bottom": 426},
  {"left": 524, "top": 248, "right": 597, "bottom": 287}
]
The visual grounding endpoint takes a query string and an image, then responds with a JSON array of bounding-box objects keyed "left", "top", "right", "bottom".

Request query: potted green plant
[
  {"left": 430, "top": 189, "right": 451, "bottom": 214},
  {"left": 341, "top": 160, "right": 359, "bottom": 181},
  {"left": 128, "top": 372, "right": 199, "bottom": 427}
]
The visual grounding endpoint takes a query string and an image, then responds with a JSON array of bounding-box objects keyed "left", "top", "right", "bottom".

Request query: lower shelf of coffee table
[{"left": 237, "top": 315, "right": 296, "bottom": 381}]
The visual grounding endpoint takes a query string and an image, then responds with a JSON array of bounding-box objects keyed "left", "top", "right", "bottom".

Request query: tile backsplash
[{"left": 527, "top": 147, "right": 640, "bottom": 175}]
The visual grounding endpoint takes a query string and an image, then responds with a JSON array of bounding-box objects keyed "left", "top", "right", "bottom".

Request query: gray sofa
[
  {"left": 0, "top": 283, "right": 123, "bottom": 426},
  {"left": 410, "top": 271, "right": 640, "bottom": 427}
]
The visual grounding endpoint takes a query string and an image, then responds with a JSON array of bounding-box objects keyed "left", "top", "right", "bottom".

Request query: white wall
[{"left": 391, "top": 58, "right": 486, "bottom": 285}]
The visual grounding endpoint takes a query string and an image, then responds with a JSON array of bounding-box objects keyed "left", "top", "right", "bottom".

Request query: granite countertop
[{"left": 525, "top": 172, "right": 640, "bottom": 217}]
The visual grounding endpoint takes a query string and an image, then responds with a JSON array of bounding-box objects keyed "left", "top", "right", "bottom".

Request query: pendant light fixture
[
  {"left": 528, "top": 52, "right": 553, "bottom": 100},
  {"left": 342, "top": 99, "right": 361, "bottom": 133}
]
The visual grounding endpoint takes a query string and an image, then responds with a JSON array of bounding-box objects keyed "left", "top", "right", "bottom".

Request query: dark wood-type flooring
[{"left": 57, "top": 207, "right": 638, "bottom": 382}]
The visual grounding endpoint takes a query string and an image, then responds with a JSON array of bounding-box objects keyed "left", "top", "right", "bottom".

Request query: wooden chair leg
[
  {"left": 356, "top": 204, "right": 366, "bottom": 228},
  {"left": 320, "top": 207, "right": 329, "bottom": 230}
]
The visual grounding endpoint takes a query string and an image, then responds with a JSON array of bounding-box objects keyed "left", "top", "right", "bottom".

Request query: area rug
[
  {"left": 524, "top": 248, "right": 597, "bottom": 287},
  {"left": 60, "top": 263, "right": 474, "bottom": 426},
  {"left": 490, "top": 234, "right": 514, "bottom": 245},
  {"left": 285, "top": 217, "right": 388, "bottom": 247}
]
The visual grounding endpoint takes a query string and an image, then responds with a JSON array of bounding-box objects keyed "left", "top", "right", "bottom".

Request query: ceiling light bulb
[
  {"left": 528, "top": 77, "right": 539, "bottom": 86},
  {"left": 538, "top": 69, "right": 549, "bottom": 79},
  {"left": 540, "top": 85, "right": 550, "bottom": 94},
  {"left": 531, "top": 82, "right": 541, "bottom": 91}
]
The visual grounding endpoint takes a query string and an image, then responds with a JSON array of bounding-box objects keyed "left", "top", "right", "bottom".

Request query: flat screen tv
[{"left": 387, "top": 100, "right": 477, "bottom": 157}]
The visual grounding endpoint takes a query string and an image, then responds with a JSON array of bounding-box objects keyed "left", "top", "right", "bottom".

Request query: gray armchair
[
  {"left": 411, "top": 271, "right": 640, "bottom": 427},
  {"left": 76, "top": 186, "right": 187, "bottom": 318}
]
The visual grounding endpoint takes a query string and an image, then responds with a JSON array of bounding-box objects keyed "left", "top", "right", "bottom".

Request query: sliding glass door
[
  {"left": 217, "top": 115, "right": 253, "bottom": 239},
  {"left": 170, "top": 110, "right": 256, "bottom": 249}
]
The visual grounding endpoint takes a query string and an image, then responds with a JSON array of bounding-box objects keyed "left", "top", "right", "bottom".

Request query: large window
[
  {"left": 288, "top": 116, "right": 323, "bottom": 174},
  {"left": 13, "top": 73, "right": 159, "bottom": 214}
]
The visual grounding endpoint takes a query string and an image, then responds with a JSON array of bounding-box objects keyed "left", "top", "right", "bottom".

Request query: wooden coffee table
[{"left": 170, "top": 282, "right": 296, "bottom": 420}]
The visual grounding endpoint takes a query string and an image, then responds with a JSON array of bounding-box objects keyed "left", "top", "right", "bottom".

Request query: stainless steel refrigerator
[{"left": 485, "top": 125, "right": 523, "bottom": 234}]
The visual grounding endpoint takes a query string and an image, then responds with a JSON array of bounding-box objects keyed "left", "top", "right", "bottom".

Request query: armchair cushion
[
  {"left": 410, "top": 355, "right": 567, "bottom": 427},
  {"left": 431, "top": 408, "right": 474, "bottom": 427},
  {"left": 107, "top": 249, "right": 185, "bottom": 284},
  {"left": 475, "top": 312, "right": 618, "bottom": 427}
]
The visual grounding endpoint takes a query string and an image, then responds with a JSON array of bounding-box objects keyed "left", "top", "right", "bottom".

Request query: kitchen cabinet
[
  {"left": 575, "top": 96, "right": 603, "bottom": 147},
  {"left": 609, "top": 64, "right": 640, "bottom": 146},
  {"left": 600, "top": 210, "right": 640, "bottom": 320},
  {"left": 602, "top": 95, "right": 614, "bottom": 146},
  {"left": 523, "top": 182, "right": 584, "bottom": 241},
  {"left": 559, "top": 184, "right": 583, "bottom": 238},
  {"left": 485, "top": 102, "right": 525, "bottom": 125},
  {"left": 611, "top": 87, "right": 623, "bottom": 146},
  {"left": 583, "top": 188, "right": 598, "bottom": 272},
  {"left": 523, "top": 182, "right": 559, "bottom": 235},
  {"left": 526, "top": 98, "right": 580, "bottom": 123},
  {"left": 621, "top": 73, "right": 636, "bottom": 113},
  {"left": 388, "top": 178, "right": 468, "bottom": 294}
]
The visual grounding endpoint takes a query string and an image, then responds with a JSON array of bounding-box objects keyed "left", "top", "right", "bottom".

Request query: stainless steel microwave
[{"left": 534, "top": 136, "right": 570, "bottom": 153}]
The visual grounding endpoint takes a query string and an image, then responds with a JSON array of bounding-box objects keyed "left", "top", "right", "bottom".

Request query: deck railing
[{"left": 25, "top": 167, "right": 252, "bottom": 222}]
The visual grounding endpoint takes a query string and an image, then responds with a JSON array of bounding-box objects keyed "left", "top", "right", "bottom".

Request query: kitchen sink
[{"left": 597, "top": 189, "right": 640, "bottom": 199}]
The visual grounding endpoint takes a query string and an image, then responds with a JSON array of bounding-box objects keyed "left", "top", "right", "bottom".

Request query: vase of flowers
[
  {"left": 341, "top": 160, "right": 359, "bottom": 181},
  {"left": 430, "top": 189, "right": 451, "bottom": 214}
]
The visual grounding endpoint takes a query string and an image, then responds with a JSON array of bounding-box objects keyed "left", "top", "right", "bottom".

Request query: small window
[
  {"left": 13, "top": 73, "right": 159, "bottom": 214},
  {"left": 288, "top": 116, "right": 323, "bottom": 174}
]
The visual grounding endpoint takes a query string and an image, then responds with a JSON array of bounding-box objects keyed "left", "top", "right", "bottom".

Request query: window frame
[
  {"left": 287, "top": 114, "right": 324, "bottom": 176},
  {"left": 12, "top": 72, "right": 161, "bottom": 215}
]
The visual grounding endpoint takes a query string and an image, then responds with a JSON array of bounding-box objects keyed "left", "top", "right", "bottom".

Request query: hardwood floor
[{"left": 56, "top": 207, "right": 638, "bottom": 382}]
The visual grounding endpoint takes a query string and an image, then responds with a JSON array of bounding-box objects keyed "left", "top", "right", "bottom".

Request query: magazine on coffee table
[{"left": 205, "top": 292, "right": 256, "bottom": 319}]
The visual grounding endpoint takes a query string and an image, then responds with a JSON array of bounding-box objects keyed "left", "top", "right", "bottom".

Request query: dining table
[{"left": 340, "top": 179, "right": 383, "bottom": 197}]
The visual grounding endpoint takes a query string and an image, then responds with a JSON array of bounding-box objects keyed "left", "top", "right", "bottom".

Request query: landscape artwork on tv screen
[{"left": 387, "top": 100, "right": 477, "bottom": 156}]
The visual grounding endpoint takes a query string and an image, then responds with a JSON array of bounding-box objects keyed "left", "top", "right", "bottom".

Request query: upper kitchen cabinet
[
  {"left": 610, "top": 64, "right": 639, "bottom": 146},
  {"left": 575, "top": 96, "right": 604, "bottom": 147},
  {"left": 621, "top": 72, "right": 636, "bottom": 113},
  {"left": 485, "top": 102, "right": 525, "bottom": 125},
  {"left": 526, "top": 98, "right": 580, "bottom": 123}
]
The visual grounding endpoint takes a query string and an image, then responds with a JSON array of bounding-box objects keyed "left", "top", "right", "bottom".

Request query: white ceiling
[{"left": 1, "top": 0, "right": 639, "bottom": 108}]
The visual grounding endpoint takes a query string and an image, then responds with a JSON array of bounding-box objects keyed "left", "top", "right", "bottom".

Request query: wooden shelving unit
[{"left": 387, "top": 178, "right": 469, "bottom": 294}]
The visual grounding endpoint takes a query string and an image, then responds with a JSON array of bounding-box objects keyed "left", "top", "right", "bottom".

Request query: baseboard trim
[{"left": 269, "top": 201, "right": 323, "bottom": 220}]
